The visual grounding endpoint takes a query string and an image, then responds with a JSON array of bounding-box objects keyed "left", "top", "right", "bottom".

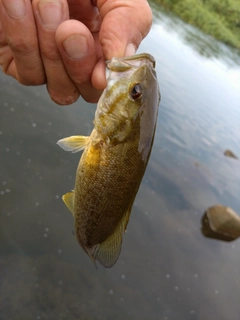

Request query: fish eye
[{"left": 130, "top": 83, "right": 142, "bottom": 100}]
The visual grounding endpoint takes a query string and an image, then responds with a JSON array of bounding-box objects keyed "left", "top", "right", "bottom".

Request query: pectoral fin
[
  {"left": 92, "top": 207, "right": 132, "bottom": 268},
  {"left": 57, "top": 136, "right": 90, "bottom": 153},
  {"left": 62, "top": 191, "right": 75, "bottom": 216}
]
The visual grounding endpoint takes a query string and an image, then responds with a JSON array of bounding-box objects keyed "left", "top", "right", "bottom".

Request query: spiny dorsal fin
[
  {"left": 93, "top": 207, "right": 132, "bottom": 268},
  {"left": 57, "top": 135, "right": 90, "bottom": 153},
  {"left": 62, "top": 191, "right": 75, "bottom": 216}
]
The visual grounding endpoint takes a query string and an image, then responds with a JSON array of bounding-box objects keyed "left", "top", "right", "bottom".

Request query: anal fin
[{"left": 92, "top": 206, "right": 132, "bottom": 268}]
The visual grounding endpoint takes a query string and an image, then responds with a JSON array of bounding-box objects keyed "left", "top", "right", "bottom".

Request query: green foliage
[{"left": 151, "top": 0, "right": 240, "bottom": 49}]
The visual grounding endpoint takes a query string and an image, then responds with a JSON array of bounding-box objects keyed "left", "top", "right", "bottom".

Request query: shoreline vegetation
[{"left": 151, "top": 0, "right": 240, "bottom": 50}]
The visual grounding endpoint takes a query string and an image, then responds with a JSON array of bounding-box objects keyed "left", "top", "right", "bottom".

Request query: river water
[{"left": 0, "top": 5, "right": 240, "bottom": 320}]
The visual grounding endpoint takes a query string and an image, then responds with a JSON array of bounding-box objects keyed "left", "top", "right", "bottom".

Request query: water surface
[{"left": 0, "top": 6, "right": 240, "bottom": 320}]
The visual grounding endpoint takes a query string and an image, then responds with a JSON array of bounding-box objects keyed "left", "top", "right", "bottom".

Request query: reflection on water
[
  {"left": 0, "top": 5, "right": 240, "bottom": 320},
  {"left": 150, "top": 2, "right": 240, "bottom": 67}
]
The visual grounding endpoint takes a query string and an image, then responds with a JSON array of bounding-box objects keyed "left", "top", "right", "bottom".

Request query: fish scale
[
  {"left": 75, "top": 135, "right": 145, "bottom": 246},
  {"left": 57, "top": 53, "right": 160, "bottom": 267}
]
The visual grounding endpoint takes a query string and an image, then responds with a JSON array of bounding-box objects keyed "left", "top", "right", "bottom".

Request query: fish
[{"left": 57, "top": 53, "right": 160, "bottom": 268}]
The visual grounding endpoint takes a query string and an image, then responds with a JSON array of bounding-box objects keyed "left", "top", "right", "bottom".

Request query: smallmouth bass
[{"left": 57, "top": 53, "right": 160, "bottom": 267}]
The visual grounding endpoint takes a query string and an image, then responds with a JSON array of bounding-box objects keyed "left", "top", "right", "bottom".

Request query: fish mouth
[{"left": 106, "top": 53, "right": 156, "bottom": 72}]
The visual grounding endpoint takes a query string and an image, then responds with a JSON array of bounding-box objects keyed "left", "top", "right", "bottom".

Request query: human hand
[{"left": 0, "top": 0, "right": 152, "bottom": 105}]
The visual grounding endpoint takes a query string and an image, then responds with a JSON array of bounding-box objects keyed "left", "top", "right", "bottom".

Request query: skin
[{"left": 0, "top": 0, "right": 152, "bottom": 105}]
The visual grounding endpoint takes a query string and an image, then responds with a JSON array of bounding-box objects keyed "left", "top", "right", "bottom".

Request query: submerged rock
[
  {"left": 224, "top": 149, "right": 238, "bottom": 159},
  {"left": 202, "top": 205, "right": 240, "bottom": 241}
]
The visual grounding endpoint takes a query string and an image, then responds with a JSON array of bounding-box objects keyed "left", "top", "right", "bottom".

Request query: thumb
[
  {"left": 91, "top": 0, "right": 152, "bottom": 90},
  {"left": 97, "top": 0, "right": 152, "bottom": 59}
]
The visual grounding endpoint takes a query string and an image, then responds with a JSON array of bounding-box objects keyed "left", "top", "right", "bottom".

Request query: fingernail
[
  {"left": 125, "top": 43, "right": 136, "bottom": 56},
  {"left": 2, "top": 0, "right": 26, "bottom": 19},
  {"left": 38, "top": 0, "right": 63, "bottom": 30},
  {"left": 63, "top": 35, "right": 88, "bottom": 60}
]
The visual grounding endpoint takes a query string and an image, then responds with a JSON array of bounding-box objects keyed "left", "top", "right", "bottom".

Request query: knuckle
[
  {"left": 145, "top": 8, "right": 153, "bottom": 32},
  {"left": 18, "top": 76, "right": 46, "bottom": 86},
  {"left": 48, "top": 87, "right": 80, "bottom": 105},
  {"left": 16, "top": 70, "right": 46, "bottom": 86},
  {"left": 7, "top": 36, "right": 31, "bottom": 55},
  {"left": 81, "top": 89, "right": 102, "bottom": 103},
  {"left": 84, "top": 96, "right": 99, "bottom": 103},
  {"left": 40, "top": 42, "right": 60, "bottom": 62}
]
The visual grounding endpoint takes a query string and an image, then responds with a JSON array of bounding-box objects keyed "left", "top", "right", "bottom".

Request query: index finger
[{"left": 0, "top": 0, "right": 45, "bottom": 85}]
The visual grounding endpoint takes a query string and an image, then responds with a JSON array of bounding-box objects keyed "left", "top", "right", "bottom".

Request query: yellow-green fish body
[{"left": 57, "top": 53, "right": 160, "bottom": 267}]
